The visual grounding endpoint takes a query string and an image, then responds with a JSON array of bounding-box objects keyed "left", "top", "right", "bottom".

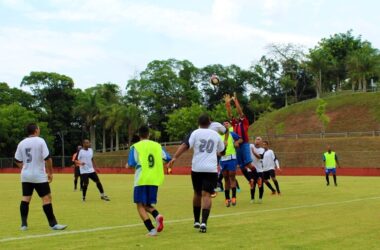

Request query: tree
[
  {"left": 279, "top": 75, "right": 297, "bottom": 106},
  {"left": 0, "top": 82, "right": 35, "bottom": 109},
  {"left": 316, "top": 99, "right": 330, "bottom": 133},
  {"left": 125, "top": 104, "right": 144, "bottom": 147},
  {"left": 0, "top": 104, "right": 53, "bottom": 157},
  {"left": 21, "top": 72, "right": 76, "bottom": 155}
]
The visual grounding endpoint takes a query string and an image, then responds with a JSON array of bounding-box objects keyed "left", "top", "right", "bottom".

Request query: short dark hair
[
  {"left": 138, "top": 125, "right": 150, "bottom": 138},
  {"left": 263, "top": 140, "right": 269, "bottom": 145},
  {"left": 26, "top": 123, "right": 38, "bottom": 135},
  {"left": 198, "top": 113, "right": 211, "bottom": 127}
]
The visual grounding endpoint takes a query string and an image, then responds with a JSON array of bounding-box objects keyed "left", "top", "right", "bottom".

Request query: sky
[{"left": 1, "top": 0, "right": 379, "bottom": 90}]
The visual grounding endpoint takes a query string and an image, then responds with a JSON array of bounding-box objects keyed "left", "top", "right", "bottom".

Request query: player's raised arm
[
  {"left": 224, "top": 94, "right": 232, "bottom": 119},
  {"left": 232, "top": 92, "right": 244, "bottom": 118}
]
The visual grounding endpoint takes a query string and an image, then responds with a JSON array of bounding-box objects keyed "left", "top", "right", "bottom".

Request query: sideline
[{"left": 1, "top": 196, "right": 379, "bottom": 243}]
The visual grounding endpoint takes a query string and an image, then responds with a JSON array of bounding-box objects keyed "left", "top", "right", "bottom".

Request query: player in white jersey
[
  {"left": 168, "top": 114, "right": 225, "bottom": 233},
  {"left": 250, "top": 137, "right": 265, "bottom": 203},
  {"left": 76, "top": 139, "right": 110, "bottom": 202},
  {"left": 261, "top": 141, "right": 281, "bottom": 195},
  {"left": 14, "top": 123, "right": 67, "bottom": 231}
]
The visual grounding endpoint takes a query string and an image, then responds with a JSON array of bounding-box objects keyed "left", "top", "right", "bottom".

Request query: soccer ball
[{"left": 210, "top": 74, "right": 220, "bottom": 85}]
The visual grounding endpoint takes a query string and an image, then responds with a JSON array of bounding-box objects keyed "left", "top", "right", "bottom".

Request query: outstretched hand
[{"left": 223, "top": 94, "right": 231, "bottom": 104}]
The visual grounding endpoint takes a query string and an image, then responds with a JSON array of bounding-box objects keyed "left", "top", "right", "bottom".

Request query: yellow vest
[
  {"left": 324, "top": 151, "right": 336, "bottom": 169},
  {"left": 220, "top": 132, "right": 236, "bottom": 157},
  {"left": 133, "top": 140, "right": 164, "bottom": 186}
]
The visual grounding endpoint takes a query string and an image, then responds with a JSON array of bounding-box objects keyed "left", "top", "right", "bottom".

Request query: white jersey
[
  {"left": 77, "top": 148, "right": 95, "bottom": 174},
  {"left": 189, "top": 128, "right": 225, "bottom": 173},
  {"left": 250, "top": 144, "right": 265, "bottom": 173},
  {"left": 262, "top": 149, "right": 279, "bottom": 172},
  {"left": 15, "top": 136, "right": 50, "bottom": 183},
  {"left": 209, "top": 122, "right": 227, "bottom": 134}
]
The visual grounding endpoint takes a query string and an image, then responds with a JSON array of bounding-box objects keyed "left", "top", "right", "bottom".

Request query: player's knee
[
  {"left": 22, "top": 196, "right": 32, "bottom": 203},
  {"left": 41, "top": 194, "right": 52, "bottom": 204}
]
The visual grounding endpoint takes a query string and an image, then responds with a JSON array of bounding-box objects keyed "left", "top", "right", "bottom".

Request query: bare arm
[
  {"left": 15, "top": 161, "right": 23, "bottom": 168},
  {"left": 224, "top": 94, "right": 232, "bottom": 119},
  {"left": 167, "top": 143, "right": 189, "bottom": 168},
  {"left": 232, "top": 92, "right": 244, "bottom": 118},
  {"left": 45, "top": 158, "right": 53, "bottom": 183}
]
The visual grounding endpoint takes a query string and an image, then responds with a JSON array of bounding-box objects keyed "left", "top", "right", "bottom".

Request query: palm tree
[{"left": 125, "top": 104, "right": 144, "bottom": 147}]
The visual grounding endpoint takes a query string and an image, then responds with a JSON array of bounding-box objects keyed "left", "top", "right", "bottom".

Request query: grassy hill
[{"left": 250, "top": 92, "right": 380, "bottom": 136}]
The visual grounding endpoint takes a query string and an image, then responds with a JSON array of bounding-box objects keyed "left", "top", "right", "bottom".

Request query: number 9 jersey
[
  {"left": 188, "top": 128, "right": 225, "bottom": 173},
  {"left": 15, "top": 137, "right": 50, "bottom": 183}
]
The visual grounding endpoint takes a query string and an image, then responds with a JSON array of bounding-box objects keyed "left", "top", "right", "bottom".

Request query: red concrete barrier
[{"left": 1, "top": 167, "right": 379, "bottom": 176}]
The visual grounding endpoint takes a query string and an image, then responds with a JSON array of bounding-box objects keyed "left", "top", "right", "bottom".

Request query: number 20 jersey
[
  {"left": 188, "top": 128, "right": 225, "bottom": 173},
  {"left": 15, "top": 137, "right": 50, "bottom": 183}
]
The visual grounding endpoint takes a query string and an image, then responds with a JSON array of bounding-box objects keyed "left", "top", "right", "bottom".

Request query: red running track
[{"left": 1, "top": 167, "right": 379, "bottom": 176}]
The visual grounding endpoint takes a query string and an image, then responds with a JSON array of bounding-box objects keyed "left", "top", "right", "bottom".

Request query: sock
[
  {"left": 273, "top": 180, "right": 281, "bottom": 193},
  {"left": 242, "top": 169, "right": 251, "bottom": 182},
  {"left": 96, "top": 182, "right": 104, "bottom": 194},
  {"left": 143, "top": 219, "right": 155, "bottom": 232},
  {"left": 265, "top": 182, "right": 275, "bottom": 192},
  {"left": 326, "top": 174, "right": 330, "bottom": 184},
  {"left": 232, "top": 187, "right": 237, "bottom": 198},
  {"left": 201, "top": 209, "right": 210, "bottom": 224},
  {"left": 74, "top": 178, "right": 78, "bottom": 189},
  {"left": 193, "top": 206, "right": 201, "bottom": 223},
  {"left": 224, "top": 190, "right": 230, "bottom": 200},
  {"left": 82, "top": 185, "right": 88, "bottom": 198},
  {"left": 333, "top": 175, "right": 337, "bottom": 185},
  {"left": 20, "top": 201, "right": 29, "bottom": 226},
  {"left": 42, "top": 203, "right": 57, "bottom": 227},
  {"left": 259, "top": 186, "right": 264, "bottom": 199},
  {"left": 236, "top": 181, "right": 240, "bottom": 189},
  {"left": 250, "top": 188, "right": 255, "bottom": 199},
  {"left": 151, "top": 209, "right": 159, "bottom": 219}
]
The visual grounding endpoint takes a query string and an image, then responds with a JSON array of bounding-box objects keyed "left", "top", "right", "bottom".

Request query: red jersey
[{"left": 232, "top": 116, "right": 250, "bottom": 143}]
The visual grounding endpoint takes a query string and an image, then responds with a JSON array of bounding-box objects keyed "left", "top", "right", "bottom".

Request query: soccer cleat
[
  {"left": 193, "top": 222, "right": 201, "bottom": 229},
  {"left": 156, "top": 215, "right": 164, "bottom": 232},
  {"left": 257, "top": 199, "right": 263, "bottom": 204},
  {"left": 225, "top": 199, "right": 231, "bottom": 207},
  {"left": 250, "top": 199, "right": 255, "bottom": 204},
  {"left": 82, "top": 197, "right": 86, "bottom": 202},
  {"left": 277, "top": 192, "right": 281, "bottom": 196},
  {"left": 211, "top": 192, "right": 217, "bottom": 198},
  {"left": 20, "top": 225, "right": 28, "bottom": 231},
  {"left": 231, "top": 198, "right": 236, "bottom": 206},
  {"left": 326, "top": 183, "right": 330, "bottom": 186},
  {"left": 199, "top": 223, "right": 207, "bottom": 233},
  {"left": 146, "top": 229, "right": 157, "bottom": 236},
  {"left": 214, "top": 187, "right": 223, "bottom": 192},
  {"left": 237, "top": 187, "right": 241, "bottom": 193},
  {"left": 51, "top": 224, "right": 68, "bottom": 230},
  {"left": 334, "top": 183, "right": 338, "bottom": 187},
  {"left": 271, "top": 191, "right": 277, "bottom": 195},
  {"left": 101, "top": 195, "right": 110, "bottom": 201}
]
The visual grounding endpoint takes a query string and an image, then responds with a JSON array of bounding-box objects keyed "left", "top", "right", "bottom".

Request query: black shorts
[
  {"left": 191, "top": 171, "right": 217, "bottom": 195},
  {"left": 74, "top": 166, "right": 80, "bottom": 177},
  {"left": 263, "top": 169, "right": 276, "bottom": 180},
  {"left": 22, "top": 182, "right": 51, "bottom": 197},
  {"left": 81, "top": 172, "right": 100, "bottom": 185},
  {"left": 253, "top": 171, "right": 263, "bottom": 182}
]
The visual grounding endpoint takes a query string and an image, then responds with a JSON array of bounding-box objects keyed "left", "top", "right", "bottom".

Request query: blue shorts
[
  {"left": 220, "top": 159, "right": 237, "bottom": 172},
  {"left": 134, "top": 185, "right": 158, "bottom": 205},
  {"left": 236, "top": 143, "right": 253, "bottom": 168},
  {"left": 325, "top": 168, "right": 336, "bottom": 174}
]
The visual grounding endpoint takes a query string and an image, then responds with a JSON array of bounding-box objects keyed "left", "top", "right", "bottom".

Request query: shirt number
[
  {"left": 199, "top": 139, "right": 215, "bottom": 153},
  {"left": 25, "top": 148, "right": 32, "bottom": 163},
  {"left": 148, "top": 154, "right": 155, "bottom": 168}
]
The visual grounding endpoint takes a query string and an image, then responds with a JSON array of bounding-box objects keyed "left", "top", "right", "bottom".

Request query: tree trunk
[
  {"left": 90, "top": 125, "right": 96, "bottom": 151},
  {"left": 358, "top": 78, "right": 362, "bottom": 91},
  {"left": 363, "top": 77, "right": 367, "bottom": 92},
  {"left": 351, "top": 80, "right": 356, "bottom": 92},
  {"left": 110, "top": 132, "right": 114, "bottom": 152},
  {"left": 316, "top": 70, "right": 322, "bottom": 98},
  {"left": 102, "top": 127, "right": 106, "bottom": 153},
  {"left": 115, "top": 130, "right": 119, "bottom": 151},
  {"left": 285, "top": 92, "right": 288, "bottom": 107}
]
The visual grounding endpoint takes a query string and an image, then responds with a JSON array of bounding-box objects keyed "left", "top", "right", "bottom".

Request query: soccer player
[
  {"left": 261, "top": 141, "right": 281, "bottom": 195},
  {"left": 220, "top": 120, "right": 241, "bottom": 207},
  {"left": 168, "top": 114, "right": 225, "bottom": 233},
  {"left": 323, "top": 145, "right": 340, "bottom": 186},
  {"left": 250, "top": 137, "right": 265, "bottom": 203},
  {"left": 224, "top": 93, "right": 254, "bottom": 197},
  {"left": 14, "top": 123, "right": 67, "bottom": 231},
  {"left": 76, "top": 139, "right": 110, "bottom": 202},
  {"left": 72, "top": 145, "right": 83, "bottom": 191},
  {"left": 127, "top": 125, "right": 171, "bottom": 236}
]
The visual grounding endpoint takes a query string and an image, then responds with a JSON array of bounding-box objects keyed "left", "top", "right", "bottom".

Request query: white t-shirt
[
  {"left": 15, "top": 136, "right": 50, "bottom": 183},
  {"left": 262, "top": 149, "right": 280, "bottom": 172},
  {"left": 250, "top": 144, "right": 265, "bottom": 173},
  {"left": 209, "top": 122, "right": 227, "bottom": 134},
  {"left": 189, "top": 128, "right": 225, "bottom": 173},
  {"left": 77, "top": 148, "right": 95, "bottom": 174}
]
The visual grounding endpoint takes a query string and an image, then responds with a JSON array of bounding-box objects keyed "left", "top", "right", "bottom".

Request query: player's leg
[
  {"left": 216, "top": 170, "right": 224, "bottom": 192},
  {"left": 230, "top": 168, "right": 237, "bottom": 206},
  {"left": 222, "top": 168, "right": 231, "bottom": 207},
  {"left": 325, "top": 169, "right": 330, "bottom": 186},
  {"left": 89, "top": 173, "right": 110, "bottom": 201},
  {"left": 20, "top": 183, "right": 33, "bottom": 230},
  {"left": 199, "top": 173, "right": 217, "bottom": 233},
  {"left": 81, "top": 174, "right": 89, "bottom": 201},
  {"left": 134, "top": 186, "right": 156, "bottom": 236},
  {"left": 332, "top": 168, "right": 337, "bottom": 186},
  {"left": 271, "top": 170, "right": 281, "bottom": 194},
  {"left": 144, "top": 186, "right": 164, "bottom": 232},
  {"left": 263, "top": 171, "right": 276, "bottom": 194},
  {"left": 36, "top": 183, "right": 67, "bottom": 230},
  {"left": 191, "top": 171, "right": 202, "bottom": 228},
  {"left": 258, "top": 172, "right": 264, "bottom": 202}
]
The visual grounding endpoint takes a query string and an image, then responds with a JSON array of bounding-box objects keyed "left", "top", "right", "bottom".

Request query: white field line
[{"left": 1, "top": 196, "right": 379, "bottom": 243}]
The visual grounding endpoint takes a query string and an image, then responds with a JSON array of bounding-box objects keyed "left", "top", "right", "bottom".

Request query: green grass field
[{"left": 0, "top": 174, "right": 379, "bottom": 249}]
